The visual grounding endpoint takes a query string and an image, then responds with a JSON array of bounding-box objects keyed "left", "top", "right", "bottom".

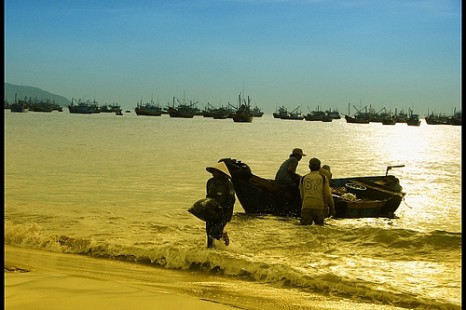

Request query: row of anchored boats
[
  {"left": 344, "top": 105, "right": 462, "bottom": 126},
  {"left": 5, "top": 95, "right": 63, "bottom": 113},
  {"left": 134, "top": 93, "right": 263, "bottom": 122},
  {"left": 6, "top": 96, "right": 461, "bottom": 126},
  {"left": 5, "top": 93, "right": 263, "bottom": 122},
  {"left": 270, "top": 104, "right": 460, "bottom": 126},
  {"left": 273, "top": 105, "right": 341, "bottom": 121}
]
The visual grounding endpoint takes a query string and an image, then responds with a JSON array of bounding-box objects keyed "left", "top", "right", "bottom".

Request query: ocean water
[{"left": 4, "top": 110, "right": 461, "bottom": 309}]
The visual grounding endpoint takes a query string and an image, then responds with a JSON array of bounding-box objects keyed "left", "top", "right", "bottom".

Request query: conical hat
[{"left": 206, "top": 161, "right": 231, "bottom": 178}]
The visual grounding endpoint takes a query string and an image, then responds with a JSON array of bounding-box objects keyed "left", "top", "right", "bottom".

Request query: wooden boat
[
  {"left": 168, "top": 96, "right": 197, "bottom": 118},
  {"left": 345, "top": 104, "right": 370, "bottom": 124},
  {"left": 212, "top": 106, "right": 230, "bottom": 119},
  {"left": 425, "top": 115, "right": 450, "bottom": 125},
  {"left": 325, "top": 109, "right": 341, "bottom": 119},
  {"left": 10, "top": 94, "right": 29, "bottom": 112},
  {"left": 371, "top": 107, "right": 394, "bottom": 123},
  {"left": 135, "top": 99, "right": 162, "bottom": 116},
  {"left": 321, "top": 115, "right": 333, "bottom": 122},
  {"left": 219, "top": 158, "right": 406, "bottom": 219},
  {"left": 68, "top": 99, "right": 99, "bottom": 114},
  {"left": 286, "top": 106, "right": 304, "bottom": 120},
  {"left": 382, "top": 117, "right": 396, "bottom": 125},
  {"left": 345, "top": 114, "right": 370, "bottom": 124},
  {"left": 10, "top": 102, "right": 29, "bottom": 112},
  {"left": 100, "top": 103, "right": 123, "bottom": 114},
  {"left": 28, "top": 99, "right": 56, "bottom": 112},
  {"left": 304, "top": 106, "right": 326, "bottom": 121},
  {"left": 450, "top": 109, "right": 462, "bottom": 126},
  {"left": 251, "top": 106, "right": 264, "bottom": 117},
  {"left": 394, "top": 108, "right": 408, "bottom": 123},
  {"left": 406, "top": 108, "right": 421, "bottom": 126},
  {"left": 232, "top": 93, "right": 253, "bottom": 122},
  {"left": 273, "top": 106, "right": 289, "bottom": 118}
]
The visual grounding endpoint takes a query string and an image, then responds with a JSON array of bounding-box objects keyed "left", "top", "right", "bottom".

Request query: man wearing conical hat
[{"left": 204, "top": 161, "right": 236, "bottom": 248}]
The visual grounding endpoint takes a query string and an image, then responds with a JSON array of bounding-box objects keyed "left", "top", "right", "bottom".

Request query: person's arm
[
  {"left": 223, "top": 180, "right": 235, "bottom": 222},
  {"left": 206, "top": 178, "right": 215, "bottom": 198},
  {"left": 324, "top": 180, "right": 336, "bottom": 216},
  {"left": 287, "top": 158, "right": 298, "bottom": 174}
]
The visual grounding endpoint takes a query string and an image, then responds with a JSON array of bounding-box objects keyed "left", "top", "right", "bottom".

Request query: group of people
[{"left": 197, "top": 147, "right": 335, "bottom": 248}]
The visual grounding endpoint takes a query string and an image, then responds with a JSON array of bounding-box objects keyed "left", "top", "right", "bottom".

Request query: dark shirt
[
  {"left": 206, "top": 177, "right": 236, "bottom": 222},
  {"left": 275, "top": 156, "right": 299, "bottom": 187}
]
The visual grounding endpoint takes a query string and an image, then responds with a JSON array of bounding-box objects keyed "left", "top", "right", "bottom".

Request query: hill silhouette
[{"left": 4, "top": 83, "right": 70, "bottom": 107}]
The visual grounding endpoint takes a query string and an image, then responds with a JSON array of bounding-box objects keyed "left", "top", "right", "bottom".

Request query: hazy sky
[{"left": 5, "top": 0, "right": 461, "bottom": 114}]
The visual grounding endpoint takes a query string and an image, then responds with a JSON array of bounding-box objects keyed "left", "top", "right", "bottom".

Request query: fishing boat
[
  {"left": 304, "top": 106, "right": 326, "bottom": 121},
  {"left": 251, "top": 106, "right": 264, "bottom": 117},
  {"left": 287, "top": 106, "right": 304, "bottom": 120},
  {"left": 394, "top": 108, "right": 408, "bottom": 123},
  {"left": 219, "top": 158, "right": 405, "bottom": 219},
  {"left": 425, "top": 112, "right": 450, "bottom": 125},
  {"left": 135, "top": 99, "right": 162, "bottom": 116},
  {"left": 232, "top": 93, "right": 253, "bottom": 122},
  {"left": 381, "top": 108, "right": 396, "bottom": 125},
  {"left": 406, "top": 108, "right": 421, "bottom": 126},
  {"left": 9, "top": 102, "right": 29, "bottom": 112},
  {"left": 167, "top": 96, "right": 197, "bottom": 118},
  {"left": 449, "top": 109, "right": 462, "bottom": 126},
  {"left": 212, "top": 106, "right": 230, "bottom": 119},
  {"left": 273, "top": 106, "right": 289, "bottom": 118},
  {"left": 100, "top": 103, "right": 123, "bottom": 114},
  {"left": 325, "top": 108, "right": 341, "bottom": 119},
  {"left": 345, "top": 104, "right": 370, "bottom": 124},
  {"left": 68, "top": 99, "right": 99, "bottom": 114},
  {"left": 9, "top": 94, "right": 29, "bottom": 112}
]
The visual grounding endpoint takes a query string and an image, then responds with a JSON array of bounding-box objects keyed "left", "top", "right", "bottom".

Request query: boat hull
[{"left": 220, "top": 158, "right": 405, "bottom": 219}]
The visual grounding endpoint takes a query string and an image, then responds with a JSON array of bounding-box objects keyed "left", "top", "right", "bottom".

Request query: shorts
[{"left": 300, "top": 208, "right": 325, "bottom": 225}]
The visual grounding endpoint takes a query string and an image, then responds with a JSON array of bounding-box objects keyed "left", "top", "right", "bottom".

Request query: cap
[
  {"left": 292, "top": 148, "right": 306, "bottom": 156},
  {"left": 206, "top": 161, "right": 232, "bottom": 178}
]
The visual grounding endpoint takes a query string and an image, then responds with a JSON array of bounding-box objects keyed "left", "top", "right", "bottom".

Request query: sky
[{"left": 4, "top": 0, "right": 462, "bottom": 115}]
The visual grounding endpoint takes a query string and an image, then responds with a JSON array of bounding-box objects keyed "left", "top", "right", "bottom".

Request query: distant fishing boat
[
  {"left": 406, "top": 108, "right": 421, "bottom": 126},
  {"left": 304, "top": 106, "right": 326, "bottom": 121},
  {"left": 325, "top": 108, "right": 341, "bottom": 119},
  {"left": 135, "top": 99, "right": 162, "bottom": 116},
  {"left": 168, "top": 96, "right": 197, "bottom": 118},
  {"left": 273, "top": 106, "right": 289, "bottom": 119},
  {"left": 394, "top": 108, "right": 408, "bottom": 123},
  {"left": 345, "top": 104, "right": 370, "bottom": 124},
  {"left": 449, "top": 108, "right": 462, "bottom": 126},
  {"left": 10, "top": 102, "right": 29, "bottom": 113},
  {"left": 251, "top": 106, "right": 264, "bottom": 117},
  {"left": 232, "top": 93, "right": 253, "bottom": 123},
  {"left": 286, "top": 106, "right": 304, "bottom": 120},
  {"left": 68, "top": 99, "right": 99, "bottom": 114},
  {"left": 10, "top": 94, "right": 29, "bottom": 113},
  {"left": 100, "top": 103, "right": 123, "bottom": 114}
]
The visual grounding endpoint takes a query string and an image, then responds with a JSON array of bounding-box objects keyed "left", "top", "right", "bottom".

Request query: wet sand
[
  {"left": 5, "top": 244, "right": 407, "bottom": 310},
  {"left": 5, "top": 244, "right": 237, "bottom": 310}
]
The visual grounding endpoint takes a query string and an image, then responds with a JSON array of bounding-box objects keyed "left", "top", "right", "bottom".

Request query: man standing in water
[
  {"left": 205, "top": 161, "right": 236, "bottom": 248},
  {"left": 275, "top": 148, "right": 306, "bottom": 213},
  {"left": 299, "top": 157, "right": 336, "bottom": 225}
]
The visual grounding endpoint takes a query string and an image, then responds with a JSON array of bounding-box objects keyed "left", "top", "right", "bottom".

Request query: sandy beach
[
  {"left": 5, "top": 244, "right": 415, "bottom": 310},
  {"left": 4, "top": 244, "right": 238, "bottom": 310}
]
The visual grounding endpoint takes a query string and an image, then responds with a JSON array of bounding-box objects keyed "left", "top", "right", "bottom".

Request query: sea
[{"left": 4, "top": 110, "right": 462, "bottom": 309}]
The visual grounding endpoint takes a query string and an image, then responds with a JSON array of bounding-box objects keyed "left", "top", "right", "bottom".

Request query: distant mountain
[{"left": 4, "top": 83, "right": 70, "bottom": 107}]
